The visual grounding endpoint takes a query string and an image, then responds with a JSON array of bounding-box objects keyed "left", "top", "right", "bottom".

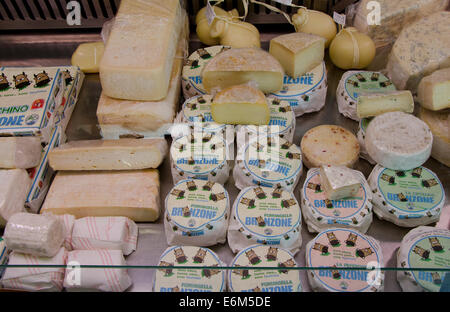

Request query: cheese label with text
[
  {"left": 344, "top": 71, "right": 395, "bottom": 101},
  {"left": 181, "top": 95, "right": 226, "bottom": 133}
]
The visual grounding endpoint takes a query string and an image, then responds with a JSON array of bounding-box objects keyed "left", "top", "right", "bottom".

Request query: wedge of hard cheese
[
  {"left": 99, "top": 0, "right": 183, "bottom": 101},
  {"left": 417, "top": 68, "right": 450, "bottom": 111},
  {"left": 319, "top": 165, "right": 361, "bottom": 200},
  {"left": 356, "top": 90, "right": 414, "bottom": 118},
  {"left": 41, "top": 169, "right": 160, "bottom": 222},
  {"left": 71, "top": 42, "right": 105, "bottom": 74},
  {"left": 0, "top": 137, "right": 42, "bottom": 169},
  {"left": 418, "top": 107, "right": 449, "bottom": 167},
  {"left": 49, "top": 138, "right": 168, "bottom": 171}
]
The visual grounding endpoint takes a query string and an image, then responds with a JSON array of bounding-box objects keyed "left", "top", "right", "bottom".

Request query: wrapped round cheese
[
  {"left": 336, "top": 71, "right": 396, "bottom": 121},
  {"left": 357, "top": 118, "right": 375, "bottom": 164},
  {"left": 397, "top": 226, "right": 450, "bottom": 292},
  {"left": 228, "top": 244, "right": 302, "bottom": 292},
  {"left": 292, "top": 8, "right": 336, "bottom": 48},
  {"left": 153, "top": 246, "right": 226, "bottom": 292},
  {"left": 164, "top": 179, "right": 230, "bottom": 246},
  {"left": 234, "top": 136, "right": 303, "bottom": 191},
  {"left": 368, "top": 164, "right": 445, "bottom": 227},
  {"left": 306, "top": 228, "right": 384, "bottom": 292},
  {"left": 301, "top": 168, "right": 373, "bottom": 234},
  {"left": 228, "top": 186, "right": 302, "bottom": 255}
]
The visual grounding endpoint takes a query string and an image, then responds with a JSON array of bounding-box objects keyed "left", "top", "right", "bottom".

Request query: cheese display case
[{"left": 0, "top": 0, "right": 449, "bottom": 293}]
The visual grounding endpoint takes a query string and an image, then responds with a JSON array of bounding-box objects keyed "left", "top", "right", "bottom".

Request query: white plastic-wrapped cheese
[
  {"left": 42, "top": 212, "right": 75, "bottom": 251},
  {"left": 228, "top": 245, "right": 302, "bottom": 292},
  {"left": 0, "top": 169, "right": 31, "bottom": 224},
  {"left": 153, "top": 246, "right": 226, "bottom": 292},
  {"left": 356, "top": 118, "right": 375, "bottom": 164},
  {"left": 0, "top": 237, "right": 9, "bottom": 279},
  {"left": 165, "top": 179, "right": 230, "bottom": 247},
  {"left": 368, "top": 165, "right": 445, "bottom": 227},
  {"left": 306, "top": 228, "right": 384, "bottom": 292},
  {"left": 228, "top": 186, "right": 302, "bottom": 255},
  {"left": 0, "top": 137, "right": 42, "bottom": 169}
]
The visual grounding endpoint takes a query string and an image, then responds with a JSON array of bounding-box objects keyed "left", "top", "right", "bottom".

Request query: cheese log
[
  {"left": 211, "top": 84, "right": 270, "bottom": 125},
  {"left": 41, "top": 169, "right": 160, "bottom": 222},
  {"left": 356, "top": 90, "right": 414, "bottom": 118},
  {"left": 0, "top": 169, "right": 31, "bottom": 224},
  {"left": 387, "top": 12, "right": 450, "bottom": 92},
  {"left": 0, "top": 136, "right": 42, "bottom": 169},
  {"left": 49, "top": 138, "right": 167, "bottom": 171},
  {"left": 417, "top": 68, "right": 450, "bottom": 111},
  {"left": 365, "top": 112, "right": 433, "bottom": 170},
  {"left": 202, "top": 48, "right": 284, "bottom": 94},
  {"left": 71, "top": 42, "right": 105, "bottom": 74},
  {"left": 269, "top": 32, "right": 325, "bottom": 79},
  {"left": 418, "top": 108, "right": 449, "bottom": 167},
  {"left": 319, "top": 165, "right": 362, "bottom": 200},
  {"left": 99, "top": 0, "right": 183, "bottom": 101}
]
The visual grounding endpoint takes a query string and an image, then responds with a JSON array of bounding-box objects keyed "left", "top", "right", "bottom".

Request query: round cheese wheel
[
  {"left": 300, "top": 125, "right": 360, "bottom": 168},
  {"left": 292, "top": 8, "right": 336, "bottom": 48}
]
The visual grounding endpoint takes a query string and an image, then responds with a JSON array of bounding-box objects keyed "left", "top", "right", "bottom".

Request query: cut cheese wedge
[
  {"left": 418, "top": 107, "right": 449, "bottom": 167},
  {"left": 269, "top": 32, "right": 325, "bottom": 78},
  {"left": 202, "top": 48, "right": 284, "bottom": 94},
  {"left": 0, "top": 136, "right": 42, "bottom": 169},
  {"left": 417, "top": 67, "right": 450, "bottom": 111},
  {"left": 71, "top": 42, "right": 105, "bottom": 74},
  {"left": 319, "top": 165, "right": 362, "bottom": 200},
  {"left": 356, "top": 90, "right": 414, "bottom": 118},
  {"left": 49, "top": 138, "right": 168, "bottom": 171},
  {"left": 41, "top": 169, "right": 160, "bottom": 222},
  {"left": 211, "top": 84, "right": 270, "bottom": 125}
]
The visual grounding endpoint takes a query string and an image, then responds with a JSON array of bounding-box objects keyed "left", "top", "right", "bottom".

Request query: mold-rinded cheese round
[
  {"left": 306, "top": 228, "right": 384, "bottom": 292},
  {"left": 301, "top": 125, "right": 360, "bottom": 168},
  {"left": 397, "top": 226, "right": 450, "bottom": 292},
  {"left": 336, "top": 71, "right": 396, "bottom": 121},
  {"left": 228, "top": 244, "right": 302, "bottom": 292},
  {"left": 153, "top": 246, "right": 226, "bottom": 292},
  {"left": 234, "top": 136, "right": 303, "bottom": 191},
  {"left": 364, "top": 112, "right": 433, "bottom": 170},
  {"left": 357, "top": 118, "right": 375, "bottom": 164},
  {"left": 164, "top": 179, "right": 230, "bottom": 246},
  {"left": 170, "top": 132, "right": 230, "bottom": 185},
  {"left": 269, "top": 62, "right": 327, "bottom": 117},
  {"left": 301, "top": 168, "right": 373, "bottom": 234},
  {"left": 418, "top": 108, "right": 449, "bottom": 167},
  {"left": 228, "top": 186, "right": 302, "bottom": 255},
  {"left": 182, "top": 46, "right": 230, "bottom": 99},
  {"left": 368, "top": 164, "right": 445, "bottom": 227}
]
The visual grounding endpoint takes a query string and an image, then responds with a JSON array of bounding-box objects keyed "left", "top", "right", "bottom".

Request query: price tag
[
  {"left": 333, "top": 11, "right": 346, "bottom": 26},
  {"left": 205, "top": 2, "right": 216, "bottom": 25}
]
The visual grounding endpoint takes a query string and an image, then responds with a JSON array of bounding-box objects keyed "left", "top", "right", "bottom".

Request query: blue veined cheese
[
  {"left": 0, "top": 169, "right": 31, "bottom": 225},
  {"left": 228, "top": 186, "right": 302, "bottom": 255},
  {"left": 164, "top": 179, "right": 230, "bottom": 246},
  {"left": 356, "top": 118, "right": 375, "bottom": 164},
  {"left": 368, "top": 164, "right": 445, "bottom": 227},
  {"left": 153, "top": 246, "right": 226, "bottom": 292},
  {"left": 228, "top": 245, "right": 302, "bottom": 292}
]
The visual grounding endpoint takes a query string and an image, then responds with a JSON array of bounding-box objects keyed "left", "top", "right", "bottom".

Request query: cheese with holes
[
  {"left": 269, "top": 32, "right": 325, "bottom": 78},
  {"left": 71, "top": 42, "right": 104, "bottom": 74},
  {"left": 417, "top": 68, "right": 450, "bottom": 111},
  {"left": 0, "top": 136, "right": 42, "bottom": 169},
  {"left": 418, "top": 108, "right": 449, "bottom": 167},
  {"left": 49, "top": 138, "right": 167, "bottom": 171},
  {"left": 386, "top": 12, "right": 450, "bottom": 92},
  {"left": 365, "top": 112, "right": 433, "bottom": 170},
  {"left": 319, "top": 165, "right": 362, "bottom": 200},
  {"left": 202, "top": 48, "right": 284, "bottom": 94},
  {"left": 356, "top": 90, "right": 414, "bottom": 118},
  {"left": 99, "top": 0, "right": 183, "bottom": 101},
  {"left": 0, "top": 169, "right": 31, "bottom": 225},
  {"left": 41, "top": 169, "right": 160, "bottom": 222}
]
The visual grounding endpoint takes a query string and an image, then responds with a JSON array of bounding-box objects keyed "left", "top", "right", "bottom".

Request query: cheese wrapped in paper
[
  {"left": 0, "top": 169, "right": 31, "bottom": 224},
  {"left": 0, "top": 137, "right": 42, "bottom": 169}
]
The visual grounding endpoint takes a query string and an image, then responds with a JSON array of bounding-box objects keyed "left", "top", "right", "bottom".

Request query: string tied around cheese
[{"left": 340, "top": 27, "right": 360, "bottom": 68}]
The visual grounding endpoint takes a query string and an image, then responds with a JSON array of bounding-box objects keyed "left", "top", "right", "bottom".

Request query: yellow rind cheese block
[
  {"left": 356, "top": 90, "right": 414, "bottom": 118},
  {"left": 417, "top": 68, "right": 450, "bottom": 111},
  {"left": 71, "top": 42, "right": 104, "bottom": 74},
  {"left": 292, "top": 8, "right": 336, "bottom": 48}
]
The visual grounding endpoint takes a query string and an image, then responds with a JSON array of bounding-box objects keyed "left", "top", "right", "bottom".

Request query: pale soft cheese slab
[
  {"left": 356, "top": 90, "right": 414, "bottom": 118},
  {"left": 0, "top": 136, "right": 42, "bottom": 169},
  {"left": 49, "top": 138, "right": 168, "bottom": 170},
  {"left": 319, "top": 165, "right": 362, "bottom": 200},
  {"left": 0, "top": 169, "right": 31, "bottom": 225},
  {"left": 41, "top": 169, "right": 160, "bottom": 222}
]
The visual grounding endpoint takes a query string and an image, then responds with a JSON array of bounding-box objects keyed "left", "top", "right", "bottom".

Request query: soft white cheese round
[
  {"left": 356, "top": 118, "right": 375, "bottom": 164},
  {"left": 228, "top": 186, "right": 302, "bottom": 255},
  {"left": 300, "top": 168, "right": 373, "bottom": 234},
  {"left": 228, "top": 244, "right": 302, "bottom": 292},
  {"left": 164, "top": 179, "right": 230, "bottom": 246},
  {"left": 397, "top": 226, "right": 450, "bottom": 292},
  {"left": 368, "top": 164, "right": 445, "bottom": 227},
  {"left": 306, "top": 228, "right": 384, "bottom": 292},
  {"left": 365, "top": 112, "right": 433, "bottom": 170},
  {"left": 153, "top": 246, "right": 226, "bottom": 292}
]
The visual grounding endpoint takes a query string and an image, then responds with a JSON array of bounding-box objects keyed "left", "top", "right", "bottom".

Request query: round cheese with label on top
[
  {"left": 336, "top": 71, "right": 396, "bottom": 121},
  {"left": 234, "top": 136, "right": 303, "bottom": 192},
  {"left": 306, "top": 228, "right": 384, "bottom": 292},
  {"left": 269, "top": 62, "right": 327, "bottom": 117},
  {"left": 418, "top": 107, "right": 449, "bottom": 167},
  {"left": 397, "top": 226, "right": 450, "bottom": 292},
  {"left": 153, "top": 246, "right": 226, "bottom": 292},
  {"left": 228, "top": 186, "right": 302, "bottom": 255},
  {"left": 301, "top": 125, "right": 360, "bottom": 168},
  {"left": 228, "top": 244, "right": 302, "bottom": 292},
  {"left": 300, "top": 168, "right": 373, "bottom": 234},
  {"left": 365, "top": 112, "right": 433, "bottom": 170},
  {"left": 357, "top": 118, "right": 375, "bottom": 164},
  {"left": 368, "top": 164, "right": 445, "bottom": 227},
  {"left": 170, "top": 132, "right": 230, "bottom": 185},
  {"left": 164, "top": 179, "right": 230, "bottom": 246}
]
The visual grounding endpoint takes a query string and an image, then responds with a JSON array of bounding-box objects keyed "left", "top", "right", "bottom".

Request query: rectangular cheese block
[
  {"left": 319, "top": 165, "right": 361, "bottom": 200},
  {"left": 0, "top": 169, "right": 31, "bottom": 225},
  {"left": 417, "top": 67, "right": 450, "bottom": 111},
  {"left": 99, "top": 0, "right": 183, "bottom": 101},
  {"left": 0, "top": 136, "right": 42, "bottom": 169},
  {"left": 41, "top": 169, "right": 160, "bottom": 222},
  {"left": 356, "top": 90, "right": 414, "bottom": 118},
  {"left": 269, "top": 33, "right": 325, "bottom": 78},
  {"left": 71, "top": 42, "right": 105, "bottom": 74},
  {"left": 49, "top": 138, "right": 168, "bottom": 171}
]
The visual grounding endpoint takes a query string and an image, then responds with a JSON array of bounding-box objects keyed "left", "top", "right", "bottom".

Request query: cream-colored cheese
[
  {"left": 0, "top": 169, "right": 31, "bottom": 224},
  {"left": 71, "top": 42, "right": 104, "bottom": 74},
  {"left": 0, "top": 136, "right": 42, "bottom": 169},
  {"left": 417, "top": 68, "right": 450, "bottom": 111},
  {"left": 356, "top": 90, "right": 414, "bottom": 118},
  {"left": 418, "top": 108, "right": 449, "bottom": 167},
  {"left": 319, "top": 165, "right": 362, "bottom": 200}
]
